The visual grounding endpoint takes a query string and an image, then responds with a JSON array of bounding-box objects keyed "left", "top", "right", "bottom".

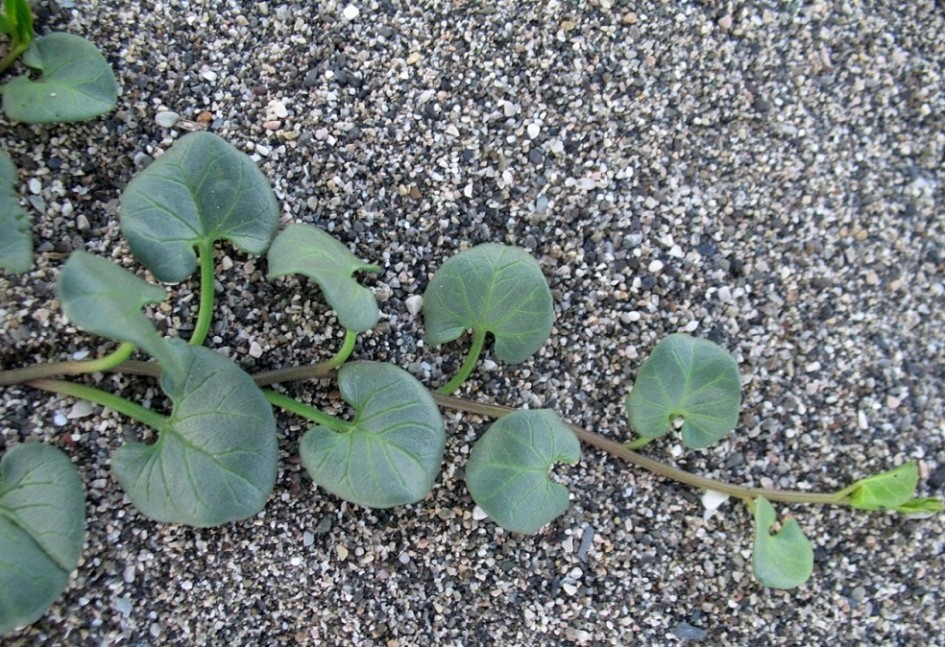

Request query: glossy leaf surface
[
  {"left": 0, "top": 151, "right": 31, "bottom": 273},
  {"left": 111, "top": 341, "right": 277, "bottom": 527},
  {"left": 267, "top": 223, "right": 381, "bottom": 332},
  {"left": 119, "top": 132, "right": 279, "bottom": 282},
  {"left": 2, "top": 33, "right": 116, "bottom": 124},
  {"left": 465, "top": 409, "right": 580, "bottom": 534},
  {"left": 0, "top": 444, "right": 85, "bottom": 634},
  {"left": 300, "top": 362, "right": 445, "bottom": 508},
  {"left": 423, "top": 243, "right": 553, "bottom": 363},
  {"left": 626, "top": 334, "right": 741, "bottom": 449},
  {"left": 752, "top": 497, "right": 813, "bottom": 589},
  {"left": 57, "top": 251, "right": 182, "bottom": 378},
  {"left": 847, "top": 463, "right": 918, "bottom": 511}
]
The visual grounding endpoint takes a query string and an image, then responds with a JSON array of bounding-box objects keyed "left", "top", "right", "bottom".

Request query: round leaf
[
  {"left": 0, "top": 151, "right": 32, "bottom": 273},
  {"left": 267, "top": 223, "right": 381, "bottom": 332},
  {"left": 847, "top": 463, "right": 918, "bottom": 510},
  {"left": 119, "top": 132, "right": 280, "bottom": 283},
  {"left": 423, "top": 243, "right": 554, "bottom": 363},
  {"left": 0, "top": 444, "right": 85, "bottom": 633},
  {"left": 300, "top": 362, "right": 445, "bottom": 508},
  {"left": 56, "top": 251, "right": 183, "bottom": 378},
  {"left": 752, "top": 497, "right": 813, "bottom": 589},
  {"left": 465, "top": 409, "right": 581, "bottom": 534},
  {"left": 626, "top": 333, "right": 741, "bottom": 449},
  {"left": 2, "top": 33, "right": 117, "bottom": 124},
  {"left": 111, "top": 341, "right": 278, "bottom": 527}
]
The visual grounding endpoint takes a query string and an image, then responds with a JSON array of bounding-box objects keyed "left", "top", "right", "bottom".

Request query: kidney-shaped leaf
[
  {"left": 0, "top": 443, "right": 85, "bottom": 634},
  {"left": 847, "top": 463, "right": 918, "bottom": 510},
  {"left": 423, "top": 243, "right": 554, "bottom": 363},
  {"left": 626, "top": 333, "right": 741, "bottom": 449},
  {"left": 119, "top": 132, "right": 279, "bottom": 283},
  {"left": 0, "top": 151, "right": 31, "bottom": 273},
  {"left": 752, "top": 497, "right": 813, "bottom": 589},
  {"left": 111, "top": 341, "right": 278, "bottom": 527},
  {"left": 2, "top": 33, "right": 117, "bottom": 124},
  {"left": 57, "top": 251, "right": 185, "bottom": 378},
  {"left": 267, "top": 224, "right": 381, "bottom": 332},
  {"left": 300, "top": 362, "right": 445, "bottom": 508},
  {"left": 466, "top": 409, "right": 581, "bottom": 534}
]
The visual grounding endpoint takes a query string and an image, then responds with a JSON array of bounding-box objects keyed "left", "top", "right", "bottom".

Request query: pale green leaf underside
[
  {"left": 111, "top": 341, "right": 278, "bottom": 527},
  {"left": 300, "top": 362, "right": 445, "bottom": 508},
  {"left": 0, "top": 444, "right": 86, "bottom": 634},
  {"left": 895, "top": 498, "right": 945, "bottom": 514},
  {"left": 56, "top": 251, "right": 184, "bottom": 379},
  {"left": 2, "top": 33, "right": 117, "bottom": 124},
  {"left": 752, "top": 497, "right": 813, "bottom": 589},
  {"left": 423, "top": 243, "right": 554, "bottom": 363},
  {"left": 119, "top": 132, "right": 279, "bottom": 283},
  {"left": 0, "top": 151, "right": 32, "bottom": 273},
  {"left": 267, "top": 223, "right": 381, "bottom": 332},
  {"left": 465, "top": 409, "right": 581, "bottom": 534},
  {"left": 626, "top": 333, "right": 742, "bottom": 449},
  {"left": 848, "top": 463, "right": 918, "bottom": 510}
]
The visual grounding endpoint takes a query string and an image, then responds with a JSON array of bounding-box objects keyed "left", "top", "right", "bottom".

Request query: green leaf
[
  {"left": 752, "top": 497, "right": 813, "bottom": 589},
  {"left": 0, "top": 13, "right": 11, "bottom": 34},
  {"left": 895, "top": 498, "right": 945, "bottom": 515},
  {"left": 119, "top": 132, "right": 280, "bottom": 283},
  {"left": 2, "top": 33, "right": 116, "bottom": 124},
  {"left": 4, "top": 0, "right": 32, "bottom": 46},
  {"left": 423, "top": 243, "right": 554, "bottom": 363},
  {"left": 0, "top": 444, "right": 85, "bottom": 634},
  {"left": 267, "top": 223, "right": 381, "bottom": 332},
  {"left": 300, "top": 362, "right": 445, "bottom": 508},
  {"left": 56, "top": 251, "right": 184, "bottom": 378},
  {"left": 0, "top": 151, "right": 32, "bottom": 273},
  {"left": 625, "top": 333, "right": 742, "bottom": 449},
  {"left": 847, "top": 463, "right": 918, "bottom": 511},
  {"left": 111, "top": 341, "right": 278, "bottom": 527},
  {"left": 465, "top": 409, "right": 581, "bottom": 534}
]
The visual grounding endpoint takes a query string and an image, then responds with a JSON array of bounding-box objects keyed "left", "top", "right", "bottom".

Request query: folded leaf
[
  {"left": 57, "top": 251, "right": 183, "bottom": 378},
  {"left": 847, "top": 463, "right": 918, "bottom": 510},
  {"left": 423, "top": 243, "right": 554, "bottom": 363},
  {"left": 2, "top": 33, "right": 116, "bottom": 124},
  {"left": 465, "top": 409, "right": 580, "bottom": 534},
  {"left": 895, "top": 498, "right": 945, "bottom": 515},
  {"left": 119, "top": 132, "right": 279, "bottom": 282},
  {"left": 111, "top": 341, "right": 278, "bottom": 527},
  {"left": 0, "top": 151, "right": 32, "bottom": 273},
  {"left": 752, "top": 497, "right": 813, "bottom": 589},
  {"left": 267, "top": 223, "right": 381, "bottom": 332},
  {"left": 0, "top": 444, "right": 85, "bottom": 634},
  {"left": 626, "top": 334, "right": 742, "bottom": 449},
  {"left": 300, "top": 362, "right": 445, "bottom": 508}
]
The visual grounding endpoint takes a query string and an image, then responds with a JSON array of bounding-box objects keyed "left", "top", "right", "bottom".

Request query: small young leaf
[
  {"left": 111, "top": 341, "right": 278, "bottom": 527},
  {"left": 4, "top": 0, "right": 33, "bottom": 47},
  {"left": 625, "top": 333, "right": 741, "bottom": 449},
  {"left": 0, "top": 444, "right": 85, "bottom": 634},
  {"left": 300, "top": 362, "right": 445, "bottom": 508},
  {"left": 423, "top": 243, "right": 554, "bottom": 363},
  {"left": 752, "top": 497, "right": 813, "bottom": 589},
  {"left": 846, "top": 462, "right": 919, "bottom": 510},
  {"left": 119, "top": 132, "right": 280, "bottom": 283},
  {"left": 2, "top": 33, "right": 117, "bottom": 124},
  {"left": 56, "top": 251, "right": 183, "bottom": 373},
  {"left": 0, "top": 151, "right": 32, "bottom": 273},
  {"left": 895, "top": 498, "right": 945, "bottom": 515},
  {"left": 465, "top": 409, "right": 581, "bottom": 534},
  {"left": 267, "top": 223, "right": 381, "bottom": 332}
]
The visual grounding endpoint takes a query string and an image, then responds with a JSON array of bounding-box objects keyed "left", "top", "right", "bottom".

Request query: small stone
[
  {"left": 255, "top": 144, "right": 270, "bottom": 157},
  {"left": 445, "top": 124, "right": 459, "bottom": 137},
  {"left": 200, "top": 69, "right": 218, "bottom": 82},
  {"left": 342, "top": 4, "right": 359, "bottom": 20},
  {"left": 561, "top": 582, "right": 578, "bottom": 596},
  {"left": 123, "top": 565, "right": 135, "bottom": 583},
  {"left": 472, "top": 506, "right": 488, "bottom": 520},
  {"left": 405, "top": 295, "right": 423, "bottom": 316},
  {"left": 315, "top": 128, "right": 330, "bottom": 140},
  {"left": 481, "top": 359, "right": 497, "bottom": 371},
  {"left": 622, "top": 12, "right": 637, "bottom": 24},
  {"left": 565, "top": 627, "right": 591, "bottom": 643},
  {"left": 28, "top": 195, "right": 45, "bottom": 212},
  {"left": 886, "top": 396, "right": 901, "bottom": 408},
  {"left": 155, "top": 111, "right": 180, "bottom": 128},
  {"left": 674, "top": 622, "right": 707, "bottom": 642},
  {"left": 303, "top": 531, "right": 314, "bottom": 547},
  {"left": 336, "top": 545, "right": 349, "bottom": 560},
  {"left": 67, "top": 401, "right": 94, "bottom": 419},
  {"left": 114, "top": 597, "right": 133, "bottom": 617},
  {"left": 28, "top": 178, "right": 41, "bottom": 194},
  {"left": 248, "top": 341, "right": 263, "bottom": 358},
  {"left": 718, "top": 15, "right": 733, "bottom": 30},
  {"left": 76, "top": 214, "right": 90, "bottom": 231},
  {"left": 268, "top": 101, "right": 289, "bottom": 119},
  {"left": 527, "top": 123, "right": 540, "bottom": 139},
  {"left": 264, "top": 120, "right": 281, "bottom": 130},
  {"left": 648, "top": 259, "right": 664, "bottom": 273},
  {"left": 303, "top": 69, "right": 320, "bottom": 88},
  {"left": 406, "top": 52, "right": 422, "bottom": 65},
  {"left": 53, "top": 412, "right": 68, "bottom": 426}
]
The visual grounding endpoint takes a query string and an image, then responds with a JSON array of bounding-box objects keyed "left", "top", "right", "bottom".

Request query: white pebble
[
  {"left": 248, "top": 341, "right": 263, "bottom": 358},
  {"left": 472, "top": 505, "right": 488, "bottom": 520},
  {"left": 28, "top": 178, "right": 41, "bottom": 194},
  {"left": 155, "top": 111, "right": 180, "bottom": 128},
  {"left": 67, "top": 401, "right": 94, "bottom": 419},
  {"left": 481, "top": 359, "right": 497, "bottom": 371},
  {"left": 200, "top": 69, "right": 218, "bottom": 82},
  {"left": 53, "top": 412, "right": 68, "bottom": 426},
  {"left": 648, "top": 259, "right": 664, "bottom": 273},
  {"left": 527, "top": 123, "right": 541, "bottom": 139},
  {"left": 405, "top": 295, "right": 423, "bottom": 316},
  {"left": 342, "top": 4, "right": 359, "bottom": 20},
  {"left": 336, "top": 545, "right": 349, "bottom": 560}
]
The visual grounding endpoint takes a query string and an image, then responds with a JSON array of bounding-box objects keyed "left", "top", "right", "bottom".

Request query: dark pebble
[
  {"left": 528, "top": 148, "right": 544, "bottom": 164},
  {"left": 928, "top": 466, "right": 945, "bottom": 489},
  {"left": 674, "top": 622, "right": 707, "bottom": 642}
]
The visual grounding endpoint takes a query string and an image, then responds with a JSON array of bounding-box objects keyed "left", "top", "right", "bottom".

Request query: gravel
[{"left": 2, "top": 1, "right": 944, "bottom": 645}]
